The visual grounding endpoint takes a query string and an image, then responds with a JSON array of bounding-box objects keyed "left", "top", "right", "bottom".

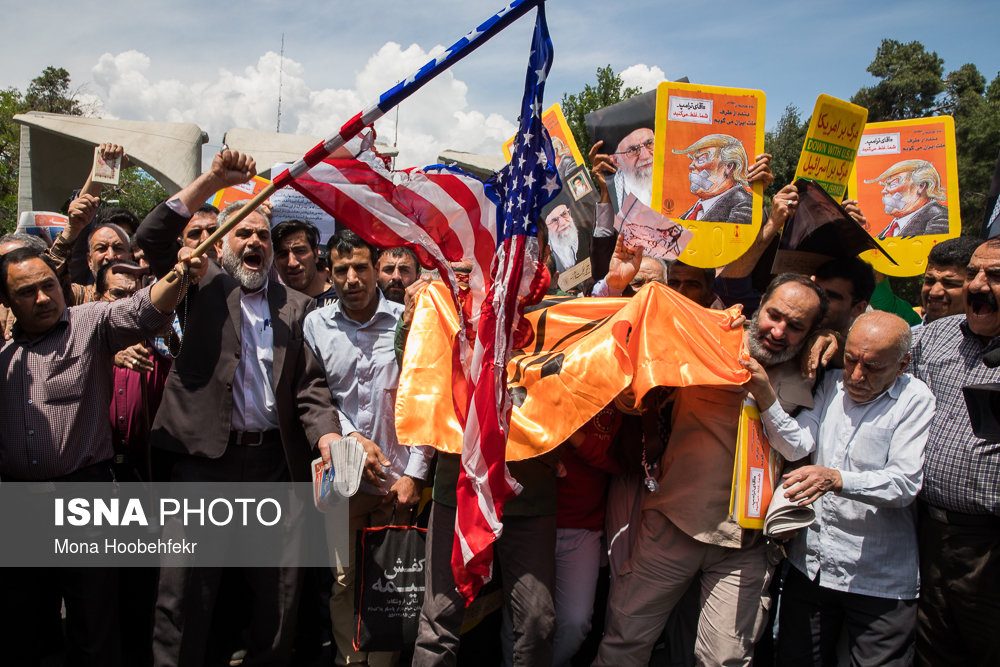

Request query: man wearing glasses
[
  {"left": 672, "top": 133, "right": 753, "bottom": 224},
  {"left": 610, "top": 127, "right": 656, "bottom": 208}
]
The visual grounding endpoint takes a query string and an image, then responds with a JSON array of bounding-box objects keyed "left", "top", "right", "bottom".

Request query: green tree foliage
[
  {"left": 1, "top": 67, "right": 84, "bottom": 232},
  {"left": 561, "top": 65, "right": 641, "bottom": 166},
  {"left": 24, "top": 67, "right": 82, "bottom": 116},
  {"left": 0, "top": 88, "right": 25, "bottom": 229},
  {"left": 851, "top": 40, "right": 944, "bottom": 121},
  {"left": 941, "top": 64, "right": 1000, "bottom": 232},
  {"left": 104, "top": 166, "right": 169, "bottom": 220},
  {"left": 763, "top": 104, "right": 808, "bottom": 198}
]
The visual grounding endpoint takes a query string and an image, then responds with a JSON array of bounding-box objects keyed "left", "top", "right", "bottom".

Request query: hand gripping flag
[{"left": 277, "top": 3, "right": 559, "bottom": 604}]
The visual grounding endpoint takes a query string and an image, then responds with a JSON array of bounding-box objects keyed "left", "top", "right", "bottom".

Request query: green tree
[
  {"left": 25, "top": 66, "right": 82, "bottom": 115},
  {"left": 0, "top": 88, "right": 26, "bottom": 228},
  {"left": 763, "top": 104, "right": 808, "bottom": 199},
  {"left": 1, "top": 66, "right": 174, "bottom": 233},
  {"left": 851, "top": 39, "right": 944, "bottom": 121},
  {"left": 851, "top": 41, "right": 1000, "bottom": 235},
  {"left": 1, "top": 67, "right": 84, "bottom": 232},
  {"left": 941, "top": 64, "right": 1000, "bottom": 232},
  {"left": 103, "top": 166, "right": 168, "bottom": 220},
  {"left": 560, "top": 65, "right": 641, "bottom": 166}
]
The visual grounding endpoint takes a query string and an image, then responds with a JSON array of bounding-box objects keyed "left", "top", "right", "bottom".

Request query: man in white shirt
[
  {"left": 743, "top": 310, "right": 935, "bottom": 666},
  {"left": 304, "top": 229, "right": 433, "bottom": 667}
]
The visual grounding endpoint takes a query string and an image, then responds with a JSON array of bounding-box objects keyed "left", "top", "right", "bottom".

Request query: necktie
[
  {"left": 686, "top": 201, "right": 703, "bottom": 221},
  {"left": 883, "top": 219, "right": 899, "bottom": 238}
]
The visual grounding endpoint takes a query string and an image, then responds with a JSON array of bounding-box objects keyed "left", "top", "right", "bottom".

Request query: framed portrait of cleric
[
  {"left": 567, "top": 170, "right": 593, "bottom": 201},
  {"left": 849, "top": 116, "right": 960, "bottom": 277},
  {"left": 651, "top": 82, "right": 766, "bottom": 269},
  {"left": 541, "top": 173, "right": 594, "bottom": 276},
  {"left": 584, "top": 90, "right": 657, "bottom": 216},
  {"left": 508, "top": 103, "right": 599, "bottom": 234}
]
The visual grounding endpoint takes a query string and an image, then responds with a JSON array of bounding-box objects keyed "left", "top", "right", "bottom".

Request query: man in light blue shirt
[
  {"left": 304, "top": 229, "right": 432, "bottom": 667},
  {"left": 743, "top": 310, "right": 934, "bottom": 666}
]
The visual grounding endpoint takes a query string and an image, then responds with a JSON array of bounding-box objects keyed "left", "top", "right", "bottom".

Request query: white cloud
[
  {"left": 619, "top": 64, "right": 667, "bottom": 93},
  {"left": 86, "top": 45, "right": 517, "bottom": 171}
]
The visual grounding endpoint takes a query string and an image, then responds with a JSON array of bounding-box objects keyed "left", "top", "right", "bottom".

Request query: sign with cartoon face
[
  {"left": 849, "top": 116, "right": 960, "bottom": 276},
  {"left": 651, "top": 82, "right": 766, "bottom": 268}
]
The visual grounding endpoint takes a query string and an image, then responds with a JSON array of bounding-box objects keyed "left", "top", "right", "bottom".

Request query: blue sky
[{"left": 4, "top": 0, "right": 998, "bottom": 168}]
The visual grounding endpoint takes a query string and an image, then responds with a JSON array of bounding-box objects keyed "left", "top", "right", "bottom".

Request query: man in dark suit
[
  {"left": 136, "top": 150, "right": 342, "bottom": 667},
  {"left": 673, "top": 134, "right": 753, "bottom": 225}
]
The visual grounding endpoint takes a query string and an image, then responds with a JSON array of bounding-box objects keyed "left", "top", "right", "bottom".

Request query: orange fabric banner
[{"left": 395, "top": 281, "right": 749, "bottom": 461}]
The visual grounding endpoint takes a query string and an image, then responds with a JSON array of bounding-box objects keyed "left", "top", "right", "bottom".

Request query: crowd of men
[{"left": 0, "top": 140, "right": 996, "bottom": 667}]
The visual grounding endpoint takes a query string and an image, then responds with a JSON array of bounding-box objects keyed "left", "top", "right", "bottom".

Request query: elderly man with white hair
[
  {"left": 135, "top": 150, "right": 342, "bottom": 667},
  {"left": 743, "top": 310, "right": 935, "bottom": 666}
]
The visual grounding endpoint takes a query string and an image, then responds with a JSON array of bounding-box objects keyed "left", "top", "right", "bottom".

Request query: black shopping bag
[{"left": 354, "top": 524, "right": 427, "bottom": 651}]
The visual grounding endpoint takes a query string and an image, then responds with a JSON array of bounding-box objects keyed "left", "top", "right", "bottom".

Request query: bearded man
[
  {"left": 609, "top": 127, "right": 656, "bottom": 208},
  {"left": 544, "top": 204, "right": 590, "bottom": 273},
  {"left": 595, "top": 273, "right": 829, "bottom": 665},
  {"left": 135, "top": 150, "right": 341, "bottom": 667}
]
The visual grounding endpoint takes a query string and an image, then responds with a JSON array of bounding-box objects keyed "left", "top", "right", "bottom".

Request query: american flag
[
  {"left": 450, "top": 2, "right": 558, "bottom": 602},
  {"left": 279, "top": 3, "right": 558, "bottom": 602}
]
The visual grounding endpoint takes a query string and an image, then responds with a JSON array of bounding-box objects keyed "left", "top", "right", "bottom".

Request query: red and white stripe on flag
[
  {"left": 286, "top": 149, "right": 498, "bottom": 330},
  {"left": 452, "top": 231, "right": 545, "bottom": 600}
]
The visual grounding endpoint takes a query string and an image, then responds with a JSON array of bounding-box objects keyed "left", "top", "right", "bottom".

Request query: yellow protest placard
[
  {"left": 793, "top": 95, "right": 867, "bottom": 200},
  {"left": 503, "top": 103, "right": 584, "bottom": 169},
  {"left": 650, "top": 82, "right": 766, "bottom": 268},
  {"left": 730, "top": 398, "right": 782, "bottom": 530},
  {"left": 849, "top": 116, "right": 960, "bottom": 276}
]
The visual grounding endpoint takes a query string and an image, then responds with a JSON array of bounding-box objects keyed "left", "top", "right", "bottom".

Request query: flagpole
[{"left": 163, "top": 0, "right": 542, "bottom": 283}]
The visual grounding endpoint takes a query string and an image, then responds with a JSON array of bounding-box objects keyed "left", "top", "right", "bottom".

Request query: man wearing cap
[
  {"left": 673, "top": 133, "right": 753, "bottom": 224},
  {"left": 867, "top": 159, "right": 949, "bottom": 239}
]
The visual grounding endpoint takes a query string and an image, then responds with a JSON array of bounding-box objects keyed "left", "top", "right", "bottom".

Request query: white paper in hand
[
  {"left": 330, "top": 436, "right": 366, "bottom": 498},
  {"left": 763, "top": 486, "right": 816, "bottom": 538},
  {"left": 613, "top": 193, "right": 694, "bottom": 260}
]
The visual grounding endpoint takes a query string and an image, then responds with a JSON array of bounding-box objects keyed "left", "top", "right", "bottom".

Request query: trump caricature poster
[
  {"left": 651, "top": 82, "right": 766, "bottom": 268},
  {"left": 850, "top": 116, "right": 960, "bottom": 276}
]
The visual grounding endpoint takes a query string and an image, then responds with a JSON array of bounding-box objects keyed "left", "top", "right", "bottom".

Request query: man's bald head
[{"left": 842, "top": 311, "right": 912, "bottom": 403}]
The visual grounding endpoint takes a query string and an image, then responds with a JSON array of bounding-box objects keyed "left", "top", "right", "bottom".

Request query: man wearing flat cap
[
  {"left": 866, "top": 159, "right": 950, "bottom": 239},
  {"left": 673, "top": 133, "right": 753, "bottom": 224}
]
